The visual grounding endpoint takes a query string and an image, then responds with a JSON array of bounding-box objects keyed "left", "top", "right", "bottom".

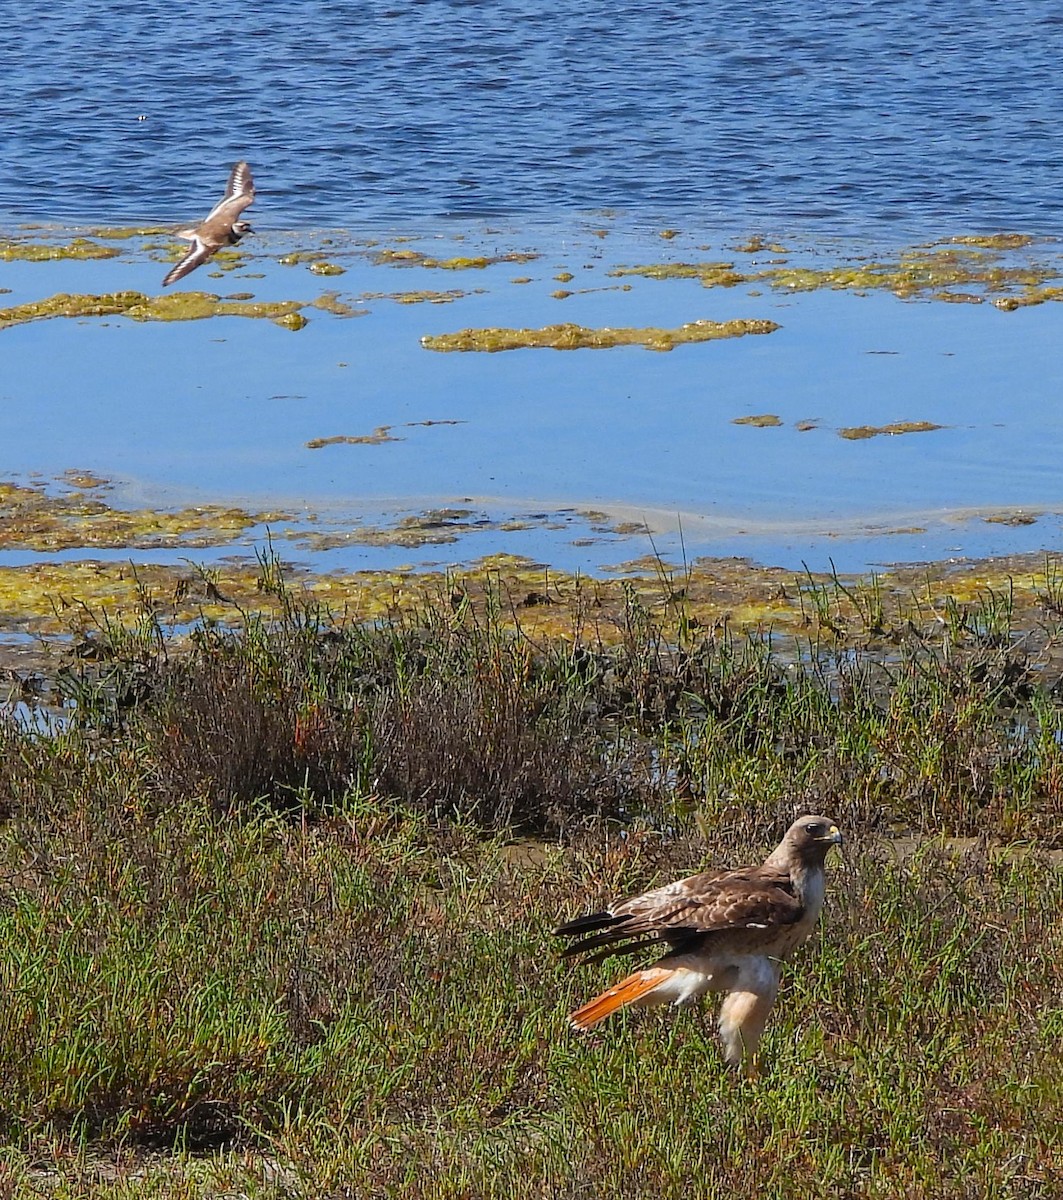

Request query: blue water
[
  {"left": 7, "top": 0, "right": 1063, "bottom": 235},
  {"left": 4, "top": 1, "right": 1063, "bottom": 577}
]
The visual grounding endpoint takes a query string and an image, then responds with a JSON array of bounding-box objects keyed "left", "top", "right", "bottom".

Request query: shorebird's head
[{"left": 232, "top": 220, "right": 253, "bottom": 241}]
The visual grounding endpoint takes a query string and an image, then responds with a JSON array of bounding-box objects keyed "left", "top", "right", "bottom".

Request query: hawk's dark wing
[{"left": 555, "top": 866, "right": 804, "bottom": 963}]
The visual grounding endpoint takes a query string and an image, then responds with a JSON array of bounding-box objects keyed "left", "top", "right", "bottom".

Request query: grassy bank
[{"left": 0, "top": 570, "right": 1061, "bottom": 1196}]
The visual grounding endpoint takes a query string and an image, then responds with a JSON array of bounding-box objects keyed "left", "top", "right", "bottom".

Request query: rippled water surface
[{"left": 8, "top": 0, "right": 1063, "bottom": 233}]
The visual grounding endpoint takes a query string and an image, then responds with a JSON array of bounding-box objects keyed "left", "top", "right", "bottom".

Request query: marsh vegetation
[{"left": 1, "top": 560, "right": 1061, "bottom": 1195}]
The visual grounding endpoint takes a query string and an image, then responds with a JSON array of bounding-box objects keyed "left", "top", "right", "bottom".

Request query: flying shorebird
[
  {"left": 162, "top": 161, "right": 255, "bottom": 286},
  {"left": 555, "top": 814, "right": 843, "bottom": 1073}
]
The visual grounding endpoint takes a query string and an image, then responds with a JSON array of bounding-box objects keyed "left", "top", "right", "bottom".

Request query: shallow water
[{"left": 2, "top": 224, "right": 1062, "bottom": 575}]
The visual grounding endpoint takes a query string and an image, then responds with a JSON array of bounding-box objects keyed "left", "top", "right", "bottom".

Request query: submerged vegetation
[
  {"left": 3, "top": 227, "right": 1059, "bottom": 309},
  {"left": 5, "top": 483, "right": 1063, "bottom": 647},
  {"left": 609, "top": 260, "right": 749, "bottom": 287},
  {"left": 372, "top": 248, "right": 539, "bottom": 270},
  {"left": 0, "top": 238, "right": 120, "bottom": 262},
  {"left": 837, "top": 420, "right": 945, "bottom": 440},
  {"left": 361, "top": 287, "right": 473, "bottom": 304},
  {"left": 0, "top": 290, "right": 362, "bottom": 331},
  {"left": 3, "top": 229, "right": 1061, "bottom": 353},
  {"left": 305, "top": 426, "right": 404, "bottom": 449},
  {"left": 607, "top": 237, "right": 1063, "bottom": 305},
  {"left": 0, "top": 557, "right": 1062, "bottom": 1194},
  {"left": 0, "top": 479, "right": 287, "bottom": 552},
  {"left": 733, "top": 413, "right": 784, "bottom": 427},
  {"left": 421, "top": 317, "right": 780, "bottom": 353}
]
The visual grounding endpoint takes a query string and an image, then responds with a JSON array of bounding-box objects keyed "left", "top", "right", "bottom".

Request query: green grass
[
  {"left": 0, "top": 797, "right": 1058, "bottom": 1197},
  {"left": 0, "top": 577, "right": 1062, "bottom": 1195}
]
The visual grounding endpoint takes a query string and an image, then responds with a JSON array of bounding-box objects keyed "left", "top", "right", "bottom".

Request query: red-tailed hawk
[{"left": 555, "top": 814, "right": 843, "bottom": 1072}]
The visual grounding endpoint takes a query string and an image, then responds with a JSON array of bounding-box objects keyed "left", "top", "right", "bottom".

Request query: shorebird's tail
[{"left": 569, "top": 966, "right": 673, "bottom": 1031}]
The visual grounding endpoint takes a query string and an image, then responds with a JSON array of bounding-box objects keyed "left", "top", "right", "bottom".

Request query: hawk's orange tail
[{"left": 569, "top": 967, "right": 673, "bottom": 1031}]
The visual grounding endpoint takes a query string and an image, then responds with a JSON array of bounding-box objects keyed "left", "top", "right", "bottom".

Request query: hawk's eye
[{"left": 804, "top": 821, "right": 824, "bottom": 837}]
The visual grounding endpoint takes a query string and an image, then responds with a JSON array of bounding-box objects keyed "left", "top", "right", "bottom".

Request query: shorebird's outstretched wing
[
  {"left": 205, "top": 161, "right": 255, "bottom": 223},
  {"left": 162, "top": 237, "right": 214, "bottom": 286}
]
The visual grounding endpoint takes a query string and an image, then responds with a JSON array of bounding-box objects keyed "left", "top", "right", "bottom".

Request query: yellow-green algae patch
[
  {"left": 361, "top": 289, "right": 472, "bottom": 305},
  {"left": 608, "top": 261, "right": 747, "bottom": 288},
  {"left": 292, "top": 510, "right": 480, "bottom": 550},
  {"left": 606, "top": 240, "right": 1061, "bottom": 301},
  {"left": 993, "top": 286, "right": 1063, "bottom": 310},
  {"left": 84, "top": 226, "right": 172, "bottom": 240},
  {"left": 0, "top": 238, "right": 121, "bottom": 262},
  {"left": 308, "top": 292, "right": 364, "bottom": 317},
  {"left": 984, "top": 511, "right": 1038, "bottom": 526},
  {"left": 372, "top": 248, "right": 539, "bottom": 270},
  {"left": 0, "top": 290, "right": 348, "bottom": 331},
  {"left": 732, "top": 235, "right": 789, "bottom": 254},
  {"left": 284, "top": 508, "right": 551, "bottom": 552},
  {"left": 308, "top": 262, "right": 347, "bottom": 276},
  {"left": 305, "top": 426, "right": 403, "bottom": 449},
  {"left": 0, "top": 480, "right": 289, "bottom": 553},
  {"left": 551, "top": 285, "right": 631, "bottom": 301},
  {"left": 278, "top": 251, "right": 329, "bottom": 266},
  {"left": 733, "top": 414, "right": 783, "bottom": 427},
  {"left": 931, "top": 291, "right": 984, "bottom": 304},
  {"left": 933, "top": 234, "right": 1038, "bottom": 250},
  {"left": 837, "top": 421, "right": 944, "bottom": 440},
  {"left": 421, "top": 317, "right": 780, "bottom": 353},
  {"left": 4, "top": 551, "right": 1063, "bottom": 650},
  {"left": 767, "top": 248, "right": 1054, "bottom": 299},
  {"left": 59, "top": 468, "right": 112, "bottom": 491}
]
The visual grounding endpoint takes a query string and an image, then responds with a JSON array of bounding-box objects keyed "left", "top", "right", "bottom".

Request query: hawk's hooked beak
[{"left": 824, "top": 824, "right": 843, "bottom": 846}]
